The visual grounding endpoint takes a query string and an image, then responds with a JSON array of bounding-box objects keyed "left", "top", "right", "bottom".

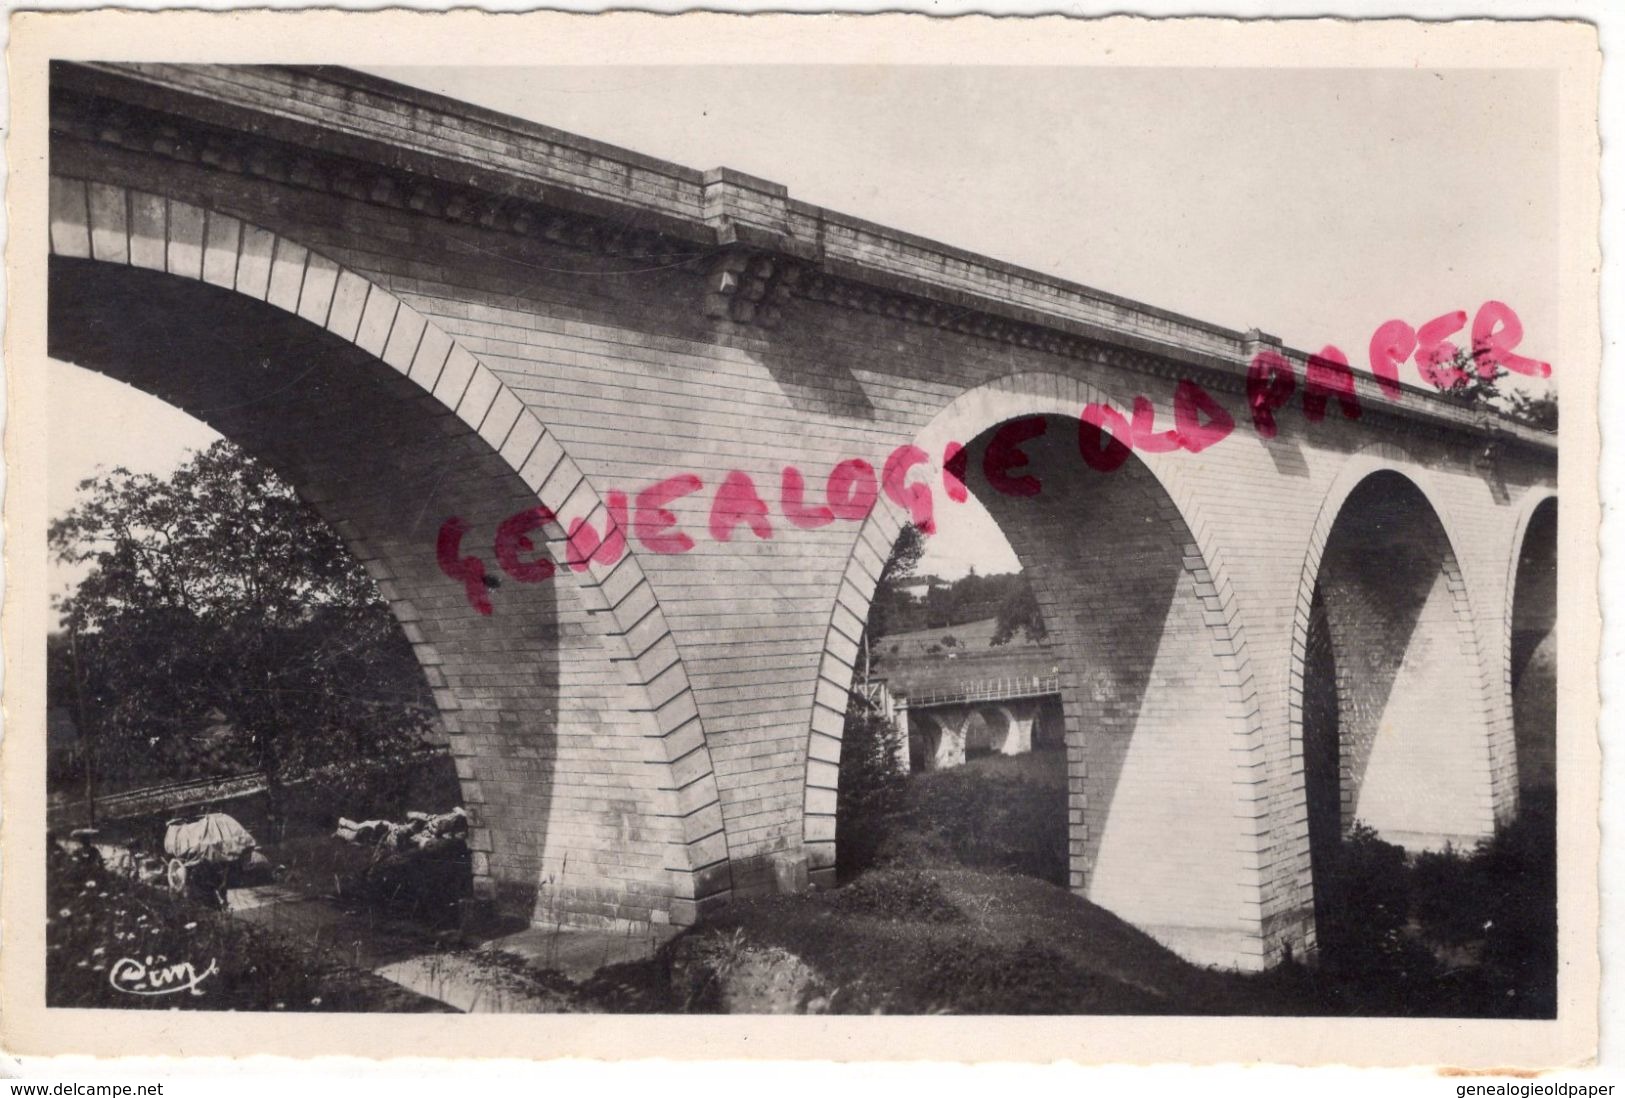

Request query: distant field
[
  {"left": 873, "top": 617, "right": 1056, "bottom": 698},
  {"left": 874, "top": 616, "right": 1039, "bottom": 657}
]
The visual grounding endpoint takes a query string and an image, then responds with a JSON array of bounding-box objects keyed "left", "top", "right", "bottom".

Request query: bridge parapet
[{"left": 898, "top": 674, "right": 1061, "bottom": 709}]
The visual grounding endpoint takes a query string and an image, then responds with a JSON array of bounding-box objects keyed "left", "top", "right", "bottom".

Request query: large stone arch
[
  {"left": 800, "top": 371, "right": 1278, "bottom": 968},
  {"left": 1506, "top": 490, "right": 1558, "bottom": 799},
  {"left": 1288, "top": 447, "right": 1505, "bottom": 879},
  {"left": 47, "top": 174, "right": 730, "bottom": 926}
]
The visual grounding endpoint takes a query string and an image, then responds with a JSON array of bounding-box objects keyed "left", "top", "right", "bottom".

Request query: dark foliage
[
  {"left": 1407, "top": 791, "right": 1557, "bottom": 1015},
  {"left": 1313, "top": 823, "right": 1438, "bottom": 989},
  {"left": 834, "top": 691, "right": 907, "bottom": 878},
  {"left": 991, "top": 578, "right": 1048, "bottom": 645},
  {"left": 1502, "top": 389, "right": 1558, "bottom": 432},
  {"left": 49, "top": 441, "right": 435, "bottom": 812},
  {"left": 1296, "top": 798, "right": 1557, "bottom": 1017},
  {"left": 877, "top": 751, "right": 1068, "bottom": 884},
  {"left": 863, "top": 523, "right": 927, "bottom": 642},
  {"left": 1429, "top": 348, "right": 1557, "bottom": 432}
]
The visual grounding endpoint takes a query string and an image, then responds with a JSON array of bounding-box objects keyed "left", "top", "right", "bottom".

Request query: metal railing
[{"left": 898, "top": 674, "right": 1061, "bottom": 709}]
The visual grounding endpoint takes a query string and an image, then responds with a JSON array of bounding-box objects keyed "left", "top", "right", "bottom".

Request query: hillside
[{"left": 872, "top": 616, "right": 1055, "bottom": 699}]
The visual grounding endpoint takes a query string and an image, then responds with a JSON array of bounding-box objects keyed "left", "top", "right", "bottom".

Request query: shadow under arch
[
  {"left": 1507, "top": 492, "right": 1557, "bottom": 799},
  {"left": 48, "top": 175, "right": 731, "bottom": 926},
  {"left": 800, "top": 371, "right": 1279, "bottom": 969},
  {"left": 1291, "top": 457, "right": 1503, "bottom": 935}
]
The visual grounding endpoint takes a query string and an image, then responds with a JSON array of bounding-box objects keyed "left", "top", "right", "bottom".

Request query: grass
[
  {"left": 875, "top": 617, "right": 1045, "bottom": 656},
  {"left": 842, "top": 746, "right": 1068, "bottom": 883},
  {"left": 700, "top": 752, "right": 1559, "bottom": 1016},
  {"left": 46, "top": 754, "right": 475, "bottom": 1012},
  {"left": 871, "top": 615, "right": 1056, "bottom": 698},
  {"left": 702, "top": 867, "right": 1198, "bottom": 1014},
  {"left": 46, "top": 747, "right": 1556, "bottom": 1017},
  {"left": 46, "top": 845, "right": 452, "bottom": 1012}
]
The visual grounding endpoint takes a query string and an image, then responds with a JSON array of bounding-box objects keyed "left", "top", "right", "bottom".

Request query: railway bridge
[
  {"left": 45, "top": 63, "right": 1559, "bottom": 968},
  {"left": 876, "top": 673, "right": 1063, "bottom": 771}
]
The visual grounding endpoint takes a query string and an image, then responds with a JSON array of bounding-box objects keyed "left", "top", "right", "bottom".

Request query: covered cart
[{"left": 163, "top": 812, "right": 269, "bottom": 905}]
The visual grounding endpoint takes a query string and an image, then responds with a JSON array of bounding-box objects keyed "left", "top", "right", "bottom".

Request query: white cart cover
[{"left": 164, "top": 813, "right": 258, "bottom": 864}]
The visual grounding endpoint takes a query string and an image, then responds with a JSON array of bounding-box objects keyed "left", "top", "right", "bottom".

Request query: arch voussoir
[
  {"left": 1289, "top": 448, "right": 1506, "bottom": 896},
  {"left": 49, "top": 172, "right": 730, "bottom": 925},
  {"left": 799, "top": 371, "right": 1278, "bottom": 968}
]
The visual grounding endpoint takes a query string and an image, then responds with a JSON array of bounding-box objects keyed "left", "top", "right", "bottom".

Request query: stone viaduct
[
  {"left": 45, "top": 63, "right": 1559, "bottom": 970},
  {"left": 890, "top": 675, "right": 1064, "bottom": 771}
]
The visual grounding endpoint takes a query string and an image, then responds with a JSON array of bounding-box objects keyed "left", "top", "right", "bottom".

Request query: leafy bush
[
  {"left": 1314, "top": 822, "right": 1435, "bottom": 982},
  {"left": 1409, "top": 844, "right": 1481, "bottom": 946},
  {"left": 1302, "top": 804, "right": 1556, "bottom": 1017},
  {"left": 45, "top": 842, "right": 444, "bottom": 1011},
  {"left": 840, "top": 737, "right": 1068, "bottom": 884},
  {"left": 878, "top": 750, "right": 1068, "bottom": 884},
  {"left": 1405, "top": 791, "right": 1557, "bottom": 1016},
  {"left": 990, "top": 579, "right": 1048, "bottom": 646}
]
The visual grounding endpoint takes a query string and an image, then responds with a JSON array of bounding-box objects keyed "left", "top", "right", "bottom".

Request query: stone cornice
[
  {"left": 49, "top": 61, "right": 1557, "bottom": 458},
  {"left": 50, "top": 81, "right": 710, "bottom": 266}
]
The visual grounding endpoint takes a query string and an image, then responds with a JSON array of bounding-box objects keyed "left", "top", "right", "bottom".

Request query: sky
[{"left": 49, "top": 64, "right": 1560, "bottom": 583}]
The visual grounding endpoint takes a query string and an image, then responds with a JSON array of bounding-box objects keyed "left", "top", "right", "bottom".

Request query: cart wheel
[{"left": 166, "top": 859, "right": 187, "bottom": 893}]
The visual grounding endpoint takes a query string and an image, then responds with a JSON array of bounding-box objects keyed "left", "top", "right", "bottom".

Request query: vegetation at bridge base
[
  {"left": 48, "top": 751, "right": 1552, "bottom": 1015},
  {"left": 832, "top": 690, "right": 907, "bottom": 880},
  {"left": 1282, "top": 790, "right": 1558, "bottom": 1018},
  {"left": 858, "top": 750, "right": 1069, "bottom": 886},
  {"left": 48, "top": 440, "right": 437, "bottom": 824},
  {"left": 45, "top": 840, "right": 451, "bottom": 1012},
  {"left": 83, "top": 752, "right": 472, "bottom": 931},
  {"left": 680, "top": 751, "right": 1554, "bottom": 1016},
  {"left": 835, "top": 694, "right": 1067, "bottom": 886}
]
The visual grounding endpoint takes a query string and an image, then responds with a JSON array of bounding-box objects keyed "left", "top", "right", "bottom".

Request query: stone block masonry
[{"left": 47, "top": 62, "right": 1558, "bottom": 968}]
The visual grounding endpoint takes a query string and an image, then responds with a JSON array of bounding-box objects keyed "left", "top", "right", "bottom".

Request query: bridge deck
[{"left": 900, "top": 675, "right": 1062, "bottom": 709}]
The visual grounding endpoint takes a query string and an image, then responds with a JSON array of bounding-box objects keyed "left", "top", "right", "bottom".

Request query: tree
[
  {"left": 837, "top": 524, "right": 921, "bottom": 874},
  {"left": 991, "top": 577, "right": 1048, "bottom": 646},
  {"left": 1502, "top": 388, "right": 1558, "bottom": 433},
  {"left": 835, "top": 688, "right": 906, "bottom": 878},
  {"left": 1430, "top": 348, "right": 1557, "bottom": 432},
  {"left": 49, "top": 441, "right": 434, "bottom": 818},
  {"left": 863, "top": 523, "right": 926, "bottom": 653}
]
